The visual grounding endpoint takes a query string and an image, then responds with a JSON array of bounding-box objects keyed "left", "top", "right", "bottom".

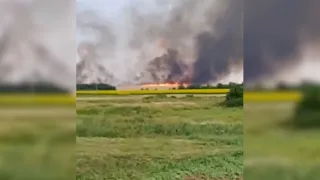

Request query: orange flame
[{"left": 141, "top": 82, "right": 189, "bottom": 87}]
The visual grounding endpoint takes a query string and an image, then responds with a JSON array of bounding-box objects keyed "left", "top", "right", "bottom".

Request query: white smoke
[{"left": 0, "top": 0, "right": 75, "bottom": 91}]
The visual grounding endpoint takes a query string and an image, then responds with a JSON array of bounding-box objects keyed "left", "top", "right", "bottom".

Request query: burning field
[{"left": 76, "top": 0, "right": 243, "bottom": 86}]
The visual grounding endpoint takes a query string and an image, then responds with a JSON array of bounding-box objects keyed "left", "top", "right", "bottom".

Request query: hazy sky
[
  {"left": 77, "top": 0, "right": 124, "bottom": 44},
  {"left": 76, "top": 0, "right": 162, "bottom": 44},
  {"left": 77, "top": 0, "right": 128, "bottom": 19},
  {"left": 76, "top": 0, "right": 164, "bottom": 21}
]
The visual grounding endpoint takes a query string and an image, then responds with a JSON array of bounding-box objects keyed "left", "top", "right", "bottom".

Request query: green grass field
[
  {"left": 76, "top": 95, "right": 243, "bottom": 180},
  {"left": 244, "top": 102, "right": 320, "bottom": 180},
  {"left": 0, "top": 106, "right": 74, "bottom": 180}
]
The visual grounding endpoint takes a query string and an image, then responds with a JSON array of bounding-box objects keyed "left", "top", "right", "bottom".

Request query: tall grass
[{"left": 76, "top": 95, "right": 243, "bottom": 179}]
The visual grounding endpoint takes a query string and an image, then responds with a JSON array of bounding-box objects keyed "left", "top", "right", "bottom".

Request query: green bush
[
  {"left": 223, "top": 84, "right": 243, "bottom": 107},
  {"left": 178, "top": 84, "right": 185, "bottom": 89},
  {"left": 292, "top": 83, "right": 320, "bottom": 128},
  {"left": 225, "top": 97, "right": 243, "bottom": 107}
]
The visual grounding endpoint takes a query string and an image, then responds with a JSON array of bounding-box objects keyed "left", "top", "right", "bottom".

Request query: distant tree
[
  {"left": 216, "top": 83, "right": 224, "bottom": 88},
  {"left": 76, "top": 83, "right": 116, "bottom": 91},
  {"left": 176, "top": 82, "right": 242, "bottom": 90},
  {"left": 178, "top": 84, "right": 185, "bottom": 89},
  {"left": 187, "top": 84, "right": 201, "bottom": 89},
  {"left": 276, "top": 81, "right": 289, "bottom": 90}
]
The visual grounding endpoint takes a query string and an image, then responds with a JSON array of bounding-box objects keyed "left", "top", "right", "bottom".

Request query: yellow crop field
[
  {"left": 76, "top": 88, "right": 230, "bottom": 95},
  {"left": 244, "top": 91, "right": 302, "bottom": 102},
  {"left": 0, "top": 90, "right": 302, "bottom": 105},
  {"left": 0, "top": 94, "right": 75, "bottom": 105}
]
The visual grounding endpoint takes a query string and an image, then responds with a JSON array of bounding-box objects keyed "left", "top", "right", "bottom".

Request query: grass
[
  {"left": 244, "top": 101, "right": 320, "bottom": 179},
  {"left": 0, "top": 106, "right": 75, "bottom": 180},
  {"left": 76, "top": 95, "right": 243, "bottom": 180}
]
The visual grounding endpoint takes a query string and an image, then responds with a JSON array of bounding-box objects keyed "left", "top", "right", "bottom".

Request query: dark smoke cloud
[
  {"left": 144, "top": 49, "right": 188, "bottom": 83},
  {"left": 128, "top": 0, "right": 243, "bottom": 84},
  {"left": 244, "top": 0, "right": 320, "bottom": 83},
  {"left": 192, "top": 0, "right": 243, "bottom": 84}
]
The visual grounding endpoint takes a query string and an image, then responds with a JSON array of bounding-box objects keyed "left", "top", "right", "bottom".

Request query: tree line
[
  {"left": 0, "top": 83, "right": 68, "bottom": 93},
  {"left": 177, "top": 82, "right": 243, "bottom": 90},
  {"left": 76, "top": 83, "right": 116, "bottom": 90}
]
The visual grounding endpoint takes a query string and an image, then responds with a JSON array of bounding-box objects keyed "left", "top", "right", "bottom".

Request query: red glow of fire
[{"left": 141, "top": 82, "right": 189, "bottom": 87}]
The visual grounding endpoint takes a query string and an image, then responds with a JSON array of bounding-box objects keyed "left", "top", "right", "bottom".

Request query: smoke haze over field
[
  {"left": 244, "top": 0, "right": 320, "bottom": 85},
  {"left": 0, "top": 0, "right": 75, "bottom": 91},
  {"left": 77, "top": 0, "right": 243, "bottom": 85}
]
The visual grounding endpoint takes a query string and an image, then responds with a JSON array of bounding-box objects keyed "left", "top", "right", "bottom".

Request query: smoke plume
[
  {"left": 76, "top": 11, "right": 117, "bottom": 84},
  {"left": 192, "top": 0, "right": 243, "bottom": 84},
  {"left": 141, "top": 48, "right": 189, "bottom": 83},
  {"left": 0, "top": 0, "right": 75, "bottom": 91},
  {"left": 244, "top": 0, "right": 320, "bottom": 84},
  {"left": 77, "top": 0, "right": 243, "bottom": 85}
]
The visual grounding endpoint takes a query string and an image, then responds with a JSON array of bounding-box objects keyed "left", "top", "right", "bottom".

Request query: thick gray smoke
[
  {"left": 142, "top": 49, "right": 189, "bottom": 83},
  {"left": 76, "top": 42, "right": 115, "bottom": 83},
  {"left": 77, "top": 0, "right": 243, "bottom": 85},
  {"left": 244, "top": 0, "right": 320, "bottom": 84},
  {"left": 76, "top": 11, "right": 117, "bottom": 84},
  {"left": 0, "top": 0, "right": 75, "bottom": 91}
]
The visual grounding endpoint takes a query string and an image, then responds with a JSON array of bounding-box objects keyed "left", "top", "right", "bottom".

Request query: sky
[
  {"left": 77, "top": 0, "right": 121, "bottom": 44},
  {"left": 77, "top": 0, "right": 128, "bottom": 20},
  {"left": 76, "top": 0, "right": 164, "bottom": 23},
  {"left": 76, "top": 0, "right": 127, "bottom": 44},
  {"left": 76, "top": 0, "right": 163, "bottom": 44}
]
